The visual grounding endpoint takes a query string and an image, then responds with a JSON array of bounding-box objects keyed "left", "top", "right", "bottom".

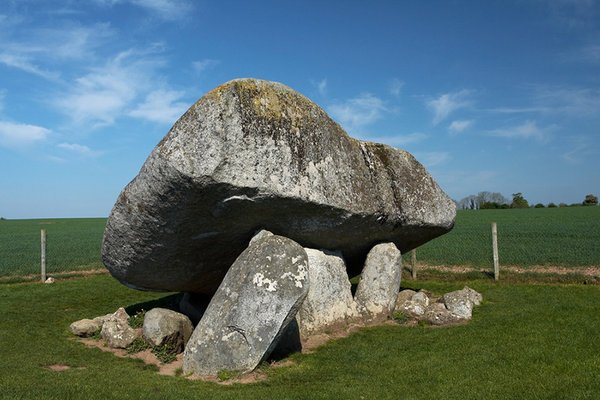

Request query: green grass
[
  {"left": 0, "top": 275, "right": 599, "bottom": 399},
  {"left": 417, "top": 206, "right": 600, "bottom": 268},
  {"left": 0, "top": 218, "right": 106, "bottom": 277}
]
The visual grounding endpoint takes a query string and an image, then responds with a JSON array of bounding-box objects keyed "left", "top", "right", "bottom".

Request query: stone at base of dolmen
[{"left": 182, "top": 234, "right": 309, "bottom": 376}]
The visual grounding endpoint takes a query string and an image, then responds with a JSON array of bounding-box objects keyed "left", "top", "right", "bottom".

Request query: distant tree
[
  {"left": 570, "top": 203, "right": 582, "bottom": 207},
  {"left": 559, "top": 203, "right": 567, "bottom": 207},
  {"left": 458, "top": 195, "right": 478, "bottom": 210},
  {"left": 511, "top": 192, "right": 529, "bottom": 209},
  {"left": 582, "top": 194, "right": 598, "bottom": 206},
  {"left": 534, "top": 203, "right": 545, "bottom": 208},
  {"left": 547, "top": 203, "right": 557, "bottom": 208}
]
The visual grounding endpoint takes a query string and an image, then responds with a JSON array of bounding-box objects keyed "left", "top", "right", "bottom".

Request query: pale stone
[
  {"left": 101, "top": 319, "right": 138, "bottom": 349},
  {"left": 355, "top": 242, "right": 402, "bottom": 321},
  {"left": 102, "top": 78, "right": 456, "bottom": 295},
  {"left": 442, "top": 287, "right": 482, "bottom": 319},
  {"left": 295, "top": 248, "right": 358, "bottom": 339},
  {"left": 143, "top": 308, "right": 193, "bottom": 352},
  {"left": 182, "top": 235, "right": 309, "bottom": 376},
  {"left": 70, "top": 319, "right": 101, "bottom": 337},
  {"left": 395, "top": 289, "right": 417, "bottom": 311}
]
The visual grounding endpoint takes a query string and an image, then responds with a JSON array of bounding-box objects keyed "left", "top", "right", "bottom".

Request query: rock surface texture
[
  {"left": 142, "top": 308, "right": 193, "bottom": 352},
  {"left": 102, "top": 78, "right": 456, "bottom": 294},
  {"left": 182, "top": 234, "right": 309, "bottom": 376},
  {"left": 70, "top": 319, "right": 101, "bottom": 337},
  {"left": 295, "top": 248, "right": 358, "bottom": 339},
  {"left": 355, "top": 242, "right": 403, "bottom": 321}
]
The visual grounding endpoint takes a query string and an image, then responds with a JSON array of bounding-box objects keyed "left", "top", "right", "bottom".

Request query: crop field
[
  {"left": 0, "top": 218, "right": 106, "bottom": 278},
  {"left": 1, "top": 207, "right": 599, "bottom": 280},
  {"left": 416, "top": 206, "right": 600, "bottom": 268}
]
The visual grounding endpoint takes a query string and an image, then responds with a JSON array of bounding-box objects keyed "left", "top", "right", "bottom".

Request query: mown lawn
[{"left": 1, "top": 275, "right": 598, "bottom": 399}]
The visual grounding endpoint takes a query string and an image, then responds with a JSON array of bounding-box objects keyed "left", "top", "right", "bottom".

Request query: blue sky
[{"left": 1, "top": 0, "right": 599, "bottom": 218}]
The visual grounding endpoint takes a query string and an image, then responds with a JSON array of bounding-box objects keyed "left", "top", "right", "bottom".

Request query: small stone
[
  {"left": 394, "top": 289, "right": 417, "bottom": 311},
  {"left": 422, "top": 304, "right": 465, "bottom": 326},
  {"left": 44, "top": 277, "right": 55, "bottom": 284},
  {"left": 411, "top": 291, "right": 430, "bottom": 307},
  {"left": 442, "top": 288, "right": 482, "bottom": 319},
  {"left": 70, "top": 319, "right": 101, "bottom": 337},
  {"left": 101, "top": 319, "right": 138, "bottom": 349},
  {"left": 143, "top": 308, "right": 193, "bottom": 352}
]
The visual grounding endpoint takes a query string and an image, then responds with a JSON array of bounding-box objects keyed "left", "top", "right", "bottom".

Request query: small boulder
[
  {"left": 143, "top": 308, "right": 193, "bottom": 352},
  {"left": 442, "top": 287, "right": 482, "bottom": 319},
  {"left": 355, "top": 242, "right": 402, "bottom": 321},
  {"left": 401, "top": 291, "right": 431, "bottom": 318},
  {"left": 422, "top": 303, "right": 465, "bottom": 326},
  {"left": 295, "top": 248, "right": 358, "bottom": 339},
  {"left": 182, "top": 234, "right": 309, "bottom": 376},
  {"left": 101, "top": 319, "right": 138, "bottom": 349},
  {"left": 70, "top": 319, "right": 101, "bottom": 337},
  {"left": 394, "top": 289, "right": 417, "bottom": 311},
  {"left": 94, "top": 307, "right": 129, "bottom": 325}
]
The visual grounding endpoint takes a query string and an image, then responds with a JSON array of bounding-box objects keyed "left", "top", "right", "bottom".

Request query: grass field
[
  {"left": 1, "top": 207, "right": 598, "bottom": 280},
  {"left": 0, "top": 275, "right": 598, "bottom": 399},
  {"left": 0, "top": 218, "right": 106, "bottom": 278},
  {"left": 417, "top": 206, "right": 600, "bottom": 268}
]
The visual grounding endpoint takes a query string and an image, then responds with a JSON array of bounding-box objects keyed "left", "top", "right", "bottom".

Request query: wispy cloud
[
  {"left": 413, "top": 151, "right": 450, "bottom": 168},
  {"left": 488, "top": 120, "right": 553, "bottom": 141},
  {"left": 0, "top": 52, "right": 59, "bottom": 80},
  {"left": 328, "top": 93, "right": 387, "bottom": 134},
  {"left": 370, "top": 132, "right": 428, "bottom": 147},
  {"left": 192, "top": 59, "right": 220, "bottom": 73},
  {"left": 427, "top": 89, "right": 471, "bottom": 125},
  {"left": 317, "top": 79, "right": 327, "bottom": 96},
  {"left": 0, "top": 121, "right": 50, "bottom": 148},
  {"left": 129, "top": 89, "right": 189, "bottom": 123},
  {"left": 95, "top": 0, "right": 192, "bottom": 20},
  {"left": 534, "top": 86, "right": 600, "bottom": 117},
  {"left": 448, "top": 120, "right": 473, "bottom": 134},
  {"left": 57, "top": 142, "right": 101, "bottom": 157},
  {"left": 55, "top": 49, "right": 164, "bottom": 126},
  {"left": 389, "top": 78, "right": 404, "bottom": 96}
]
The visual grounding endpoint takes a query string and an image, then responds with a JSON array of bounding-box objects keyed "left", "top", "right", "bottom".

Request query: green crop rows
[
  {"left": 0, "top": 218, "right": 106, "bottom": 277},
  {"left": 1, "top": 207, "right": 599, "bottom": 278},
  {"left": 417, "top": 206, "right": 600, "bottom": 268}
]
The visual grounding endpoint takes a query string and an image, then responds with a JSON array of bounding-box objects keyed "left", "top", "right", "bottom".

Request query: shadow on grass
[{"left": 125, "top": 293, "right": 182, "bottom": 316}]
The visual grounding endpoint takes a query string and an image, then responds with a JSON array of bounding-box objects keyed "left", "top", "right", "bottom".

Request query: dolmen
[{"left": 101, "top": 78, "right": 456, "bottom": 376}]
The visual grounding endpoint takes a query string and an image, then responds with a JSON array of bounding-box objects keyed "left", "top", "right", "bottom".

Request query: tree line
[{"left": 456, "top": 192, "right": 598, "bottom": 210}]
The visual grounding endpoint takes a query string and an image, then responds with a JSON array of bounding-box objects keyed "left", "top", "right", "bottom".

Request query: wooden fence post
[
  {"left": 491, "top": 222, "right": 499, "bottom": 281},
  {"left": 41, "top": 229, "right": 46, "bottom": 282},
  {"left": 411, "top": 249, "right": 417, "bottom": 280}
]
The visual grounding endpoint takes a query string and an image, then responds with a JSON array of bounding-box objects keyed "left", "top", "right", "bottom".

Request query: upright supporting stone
[
  {"left": 295, "top": 248, "right": 358, "bottom": 339},
  {"left": 355, "top": 242, "right": 402, "bottom": 322},
  {"left": 182, "top": 235, "right": 309, "bottom": 376}
]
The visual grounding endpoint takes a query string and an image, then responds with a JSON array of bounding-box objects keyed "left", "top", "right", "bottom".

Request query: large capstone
[
  {"left": 182, "top": 234, "right": 309, "bottom": 376},
  {"left": 102, "top": 78, "right": 455, "bottom": 294}
]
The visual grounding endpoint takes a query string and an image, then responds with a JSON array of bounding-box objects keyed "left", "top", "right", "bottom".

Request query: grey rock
[
  {"left": 249, "top": 228, "right": 274, "bottom": 246},
  {"left": 442, "top": 287, "right": 482, "bottom": 319},
  {"left": 402, "top": 301, "right": 428, "bottom": 318},
  {"left": 422, "top": 303, "right": 465, "bottom": 325},
  {"left": 101, "top": 319, "right": 138, "bottom": 349},
  {"left": 44, "top": 277, "right": 55, "bottom": 284},
  {"left": 94, "top": 307, "right": 129, "bottom": 325},
  {"left": 295, "top": 248, "right": 358, "bottom": 339},
  {"left": 182, "top": 234, "right": 309, "bottom": 376},
  {"left": 355, "top": 242, "right": 402, "bottom": 321},
  {"left": 411, "top": 291, "right": 430, "bottom": 307},
  {"left": 102, "top": 78, "right": 456, "bottom": 295},
  {"left": 394, "top": 289, "right": 417, "bottom": 311},
  {"left": 70, "top": 319, "right": 101, "bottom": 337},
  {"left": 142, "top": 308, "right": 193, "bottom": 352}
]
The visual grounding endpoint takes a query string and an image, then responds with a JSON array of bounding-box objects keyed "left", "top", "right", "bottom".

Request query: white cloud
[
  {"left": 129, "top": 89, "right": 189, "bottom": 123},
  {"left": 389, "top": 78, "right": 404, "bottom": 96},
  {"left": 413, "top": 151, "right": 450, "bottom": 168},
  {"left": 317, "top": 79, "right": 327, "bottom": 96},
  {"left": 427, "top": 90, "right": 471, "bottom": 125},
  {"left": 369, "top": 132, "right": 428, "bottom": 147},
  {"left": 535, "top": 87, "right": 600, "bottom": 117},
  {"left": 55, "top": 50, "right": 164, "bottom": 126},
  {"left": 0, "top": 52, "right": 59, "bottom": 80},
  {"left": 448, "top": 120, "right": 473, "bottom": 133},
  {"left": 192, "top": 59, "right": 220, "bottom": 73},
  {"left": 57, "top": 142, "right": 102, "bottom": 157},
  {"left": 0, "top": 121, "right": 50, "bottom": 148},
  {"left": 328, "top": 94, "right": 387, "bottom": 134},
  {"left": 95, "top": 0, "right": 192, "bottom": 20},
  {"left": 488, "top": 120, "right": 552, "bottom": 141}
]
